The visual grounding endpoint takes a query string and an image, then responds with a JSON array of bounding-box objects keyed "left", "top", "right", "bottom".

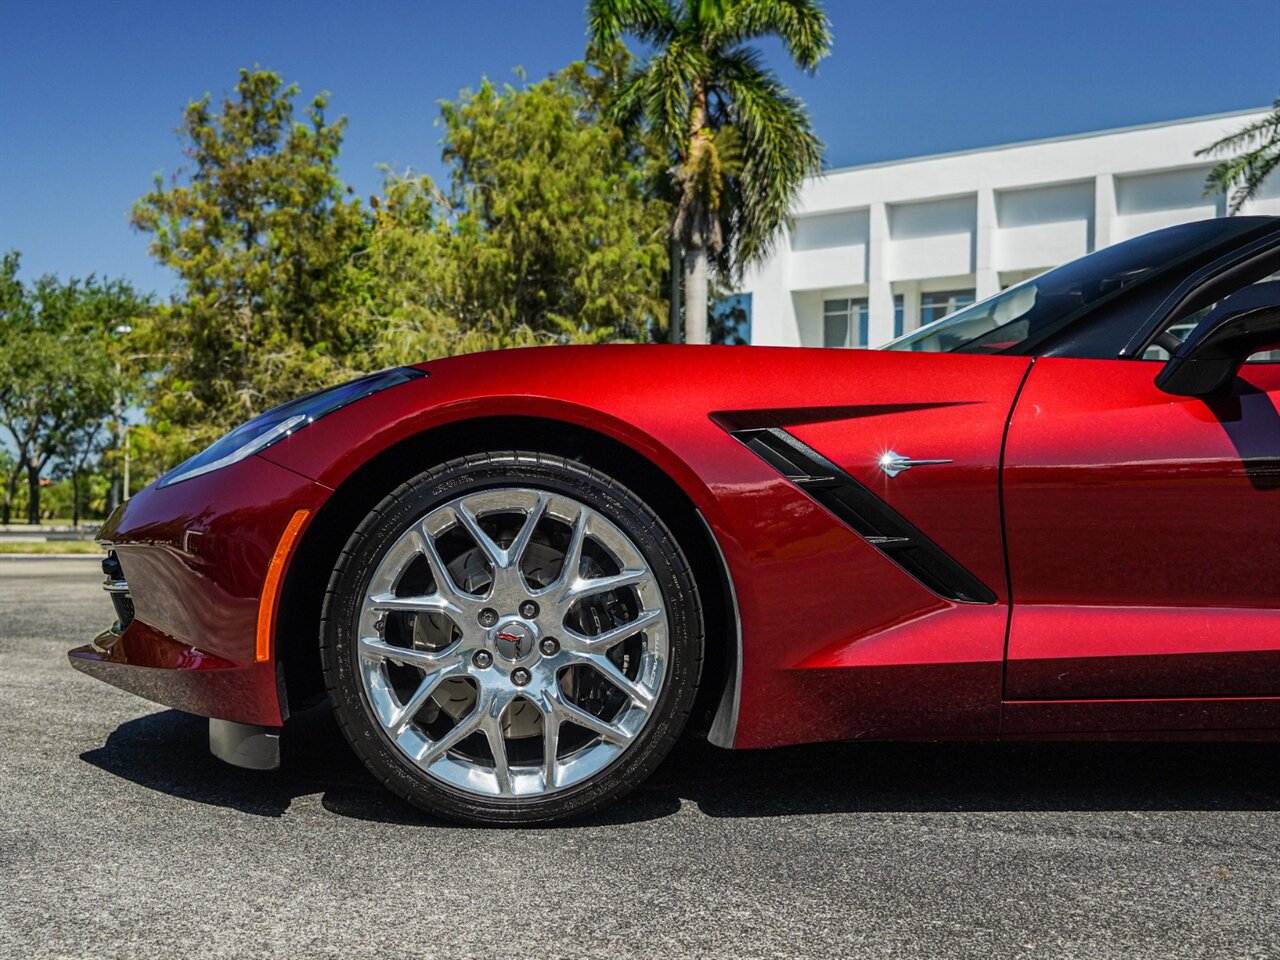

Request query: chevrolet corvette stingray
[{"left": 73, "top": 216, "right": 1280, "bottom": 824}]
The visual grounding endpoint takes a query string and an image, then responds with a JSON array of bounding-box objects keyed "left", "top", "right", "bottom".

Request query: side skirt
[{"left": 1001, "top": 696, "right": 1280, "bottom": 738}]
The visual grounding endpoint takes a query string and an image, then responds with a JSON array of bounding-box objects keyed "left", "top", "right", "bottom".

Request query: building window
[
  {"left": 711, "top": 293, "right": 752, "bottom": 344},
  {"left": 822, "top": 298, "right": 869, "bottom": 348},
  {"left": 893, "top": 294, "right": 905, "bottom": 339},
  {"left": 920, "top": 290, "right": 975, "bottom": 326}
]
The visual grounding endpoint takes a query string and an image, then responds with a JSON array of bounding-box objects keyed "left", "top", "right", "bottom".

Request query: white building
[{"left": 737, "top": 108, "right": 1280, "bottom": 349}]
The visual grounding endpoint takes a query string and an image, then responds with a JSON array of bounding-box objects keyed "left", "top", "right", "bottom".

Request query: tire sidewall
[{"left": 320, "top": 452, "right": 702, "bottom": 825}]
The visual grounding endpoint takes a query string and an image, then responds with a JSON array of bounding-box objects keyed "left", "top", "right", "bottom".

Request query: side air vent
[{"left": 731, "top": 427, "right": 997, "bottom": 605}]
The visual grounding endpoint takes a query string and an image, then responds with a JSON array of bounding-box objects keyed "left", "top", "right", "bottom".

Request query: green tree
[
  {"left": 0, "top": 253, "right": 147, "bottom": 523},
  {"left": 0, "top": 253, "right": 28, "bottom": 523},
  {"left": 0, "top": 437, "right": 19, "bottom": 527},
  {"left": 131, "top": 68, "right": 370, "bottom": 466},
  {"left": 362, "top": 62, "right": 669, "bottom": 364},
  {"left": 54, "top": 418, "right": 110, "bottom": 526},
  {"left": 588, "top": 0, "right": 831, "bottom": 343},
  {"left": 1198, "top": 97, "right": 1280, "bottom": 214}
]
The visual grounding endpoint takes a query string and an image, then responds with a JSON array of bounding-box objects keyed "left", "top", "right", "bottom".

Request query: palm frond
[
  {"left": 593, "top": 0, "right": 830, "bottom": 297},
  {"left": 1196, "top": 98, "right": 1280, "bottom": 213},
  {"left": 1210, "top": 147, "right": 1280, "bottom": 214},
  {"left": 587, "top": 0, "right": 679, "bottom": 46},
  {"left": 645, "top": 37, "right": 710, "bottom": 151},
  {"left": 1195, "top": 98, "right": 1280, "bottom": 159},
  {"left": 713, "top": 0, "right": 832, "bottom": 71},
  {"left": 716, "top": 47, "right": 822, "bottom": 267}
]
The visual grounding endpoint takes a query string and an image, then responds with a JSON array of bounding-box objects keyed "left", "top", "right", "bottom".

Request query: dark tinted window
[{"left": 884, "top": 218, "right": 1269, "bottom": 355}]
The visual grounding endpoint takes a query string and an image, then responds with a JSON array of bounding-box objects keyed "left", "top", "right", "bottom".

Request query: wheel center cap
[{"left": 492, "top": 619, "right": 537, "bottom": 662}]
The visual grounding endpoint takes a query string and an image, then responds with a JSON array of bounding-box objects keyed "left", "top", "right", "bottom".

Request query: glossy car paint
[
  {"left": 69, "top": 456, "right": 331, "bottom": 726},
  {"left": 72, "top": 337, "right": 1280, "bottom": 745},
  {"left": 264, "top": 345, "right": 1052, "bottom": 747},
  {"left": 1003, "top": 357, "right": 1280, "bottom": 722}
]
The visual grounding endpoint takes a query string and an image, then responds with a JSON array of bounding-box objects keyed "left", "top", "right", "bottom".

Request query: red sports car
[{"left": 73, "top": 217, "right": 1280, "bottom": 824}]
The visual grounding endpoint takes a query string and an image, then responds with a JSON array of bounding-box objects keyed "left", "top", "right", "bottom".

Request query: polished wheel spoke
[
  {"left": 562, "top": 568, "right": 650, "bottom": 608},
  {"left": 389, "top": 666, "right": 459, "bottom": 735},
  {"left": 504, "top": 492, "right": 548, "bottom": 571},
  {"left": 453, "top": 502, "right": 505, "bottom": 569},
  {"left": 408, "top": 525, "right": 469, "bottom": 602},
  {"left": 417, "top": 706, "right": 485, "bottom": 765},
  {"left": 359, "top": 636, "right": 461, "bottom": 670},
  {"left": 359, "top": 485, "right": 667, "bottom": 800},
  {"left": 555, "top": 509, "right": 588, "bottom": 588},
  {"left": 541, "top": 704, "right": 561, "bottom": 789},
  {"left": 576, "top": 651, "right": 655, "bottom": 707},
  {"left": 553, "top": 694, "right": 634, "bottom": 745},
  {"left": 367, "top": 592, "right": 462, "bottom": 618},
  {"left": 565, "top": 607, "right": 665, "bottom": 649},
  {"left": 482, "top": 710, "right": 512, "bottom": 794}
]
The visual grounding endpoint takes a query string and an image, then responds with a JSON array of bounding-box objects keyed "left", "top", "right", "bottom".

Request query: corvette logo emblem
[
  {"left": 878, "top": 450, "right": 953, "bottom": 478},
  {"left": 495, "top": 627, "right": 529, "bottom": 658}
]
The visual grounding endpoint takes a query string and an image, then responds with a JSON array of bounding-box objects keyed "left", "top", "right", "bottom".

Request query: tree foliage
[
  {"left": 361, "top": 63, "right": 670, "bottom": 364},
  {"left": 0, "top": 252, "right": 148, "bottom": 523},
  {"left": 1198, "top": 97, "right": 1280, "bottom": 215},
  {"left": 130, "top": 68, "right": 370, "bottom": 460},
  {"left": 130, "top": 65, "right": 671, "bottom": 472},
  {"left": 588, "top": 0, "right": 831, "bottom": 341}
]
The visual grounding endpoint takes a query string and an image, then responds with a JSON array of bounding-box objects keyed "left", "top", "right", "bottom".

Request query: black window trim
[
  {"left": 1117, "top": 230, "right": 1280, "bottom": 360},
  {"left": 999, "top": 219, "right": 1280, "bottom": 359}
]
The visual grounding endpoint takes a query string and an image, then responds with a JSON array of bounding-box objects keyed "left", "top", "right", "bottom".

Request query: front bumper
[{"left": 68, "top": 454, "right": 331, "bottom": 726}]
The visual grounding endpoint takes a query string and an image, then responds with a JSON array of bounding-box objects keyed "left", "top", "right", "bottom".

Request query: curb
[{"left": 0, "top": 553, "right": 104, "bottom": 560}]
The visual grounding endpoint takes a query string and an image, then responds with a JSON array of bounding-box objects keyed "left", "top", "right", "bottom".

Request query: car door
[{"left": 1001, "top": 341, "right": 1280, "bottom": 719}]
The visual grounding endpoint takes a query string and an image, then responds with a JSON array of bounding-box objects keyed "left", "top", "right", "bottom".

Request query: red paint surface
[
  {"left": 72, "top": 344, "right": 1280, "bottom": 741},
  {"left": 260, "top": 346, "right": 1033, "bottom": 746},
  {"left": 1003, "top": 358, "right": 1280, "bottom": 709},
  {"left": 69, "top": 456, "right": 330, "bottom": 725}
]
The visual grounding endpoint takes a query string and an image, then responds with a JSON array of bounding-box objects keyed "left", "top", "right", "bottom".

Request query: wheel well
[{"left": 276, "top": 416, "right": 734, "bottom": 736}]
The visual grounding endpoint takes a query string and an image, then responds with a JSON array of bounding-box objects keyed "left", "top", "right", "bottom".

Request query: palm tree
[
  {"left": 588, "top": 0, "right": 831, "bottom": 343},
  {"left": 1197, "top": 97, "right": 1280, "bottom": 215}
]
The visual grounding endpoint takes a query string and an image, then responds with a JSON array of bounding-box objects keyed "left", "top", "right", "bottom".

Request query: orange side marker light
[{"left": 256, "top": 508, "right": 311, "bottom": 663}]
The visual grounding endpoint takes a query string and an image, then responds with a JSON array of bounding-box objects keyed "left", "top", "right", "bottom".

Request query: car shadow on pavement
[{"left": 82, "top": 706, "right": 1280, "bottom": 827}]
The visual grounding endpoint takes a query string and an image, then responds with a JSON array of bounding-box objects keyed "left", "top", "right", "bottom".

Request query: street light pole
[
  {"left": 108, "top": 324, "right": 132, "bottom": 513},
  {"left": 109, "top": 361, "right": 121, "bottom": 513},
  {"left": 123, "top": 427, "right": 131, "bottom": 501}
]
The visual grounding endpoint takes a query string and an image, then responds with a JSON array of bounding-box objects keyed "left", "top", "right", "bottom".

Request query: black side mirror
[{"left": 1156, "top": 280, "right": 1280, "bottom": 398}]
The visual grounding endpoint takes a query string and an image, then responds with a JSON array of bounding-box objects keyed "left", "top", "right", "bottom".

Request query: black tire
[{"left": 319, "top": 451, "right": 703, "bottom": 825}]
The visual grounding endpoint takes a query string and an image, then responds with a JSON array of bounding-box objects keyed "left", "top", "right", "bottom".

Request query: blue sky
[{"left": 2, "top": 0, "right": 1277, "bottom": 297}]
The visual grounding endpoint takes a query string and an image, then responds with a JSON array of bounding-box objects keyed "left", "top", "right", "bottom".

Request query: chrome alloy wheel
[{"left": 356, "top": 487, "right": 669, "bottom": 799}]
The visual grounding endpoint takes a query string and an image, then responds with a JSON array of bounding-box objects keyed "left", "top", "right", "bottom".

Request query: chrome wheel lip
[{"left": 355, "top": 486, "right": 669, "bottom": 800}]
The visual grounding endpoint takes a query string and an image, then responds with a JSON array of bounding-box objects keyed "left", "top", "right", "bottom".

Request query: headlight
[{"left": 158, "top": 367, "right": 426, "bottom": 487}]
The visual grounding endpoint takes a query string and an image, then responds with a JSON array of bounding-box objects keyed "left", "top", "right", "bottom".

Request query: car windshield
[{"left": 882, "top": 218, "right": 1267, "bottom": 355}]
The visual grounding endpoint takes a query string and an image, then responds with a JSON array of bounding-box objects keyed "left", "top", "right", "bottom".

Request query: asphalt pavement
[{"left": 1, "top": 556, "right": 1277, "bottom": 960}]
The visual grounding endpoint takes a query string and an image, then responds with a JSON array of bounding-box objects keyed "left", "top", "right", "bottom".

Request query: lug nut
[
  {"left": 539, "top": 637, "right": 559, "bottom": 656},
  {"left": 478, "top": 608, "right": 498, "bottom": 627},
  {"left": 473, "top": 650, "right": 493, "bottom": 668},
  {"left": 519, "top": 600, "right": 539, "bottom": 619},
  {"left": 511, "top": 668, "right": 531, "bottom": 686}
]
